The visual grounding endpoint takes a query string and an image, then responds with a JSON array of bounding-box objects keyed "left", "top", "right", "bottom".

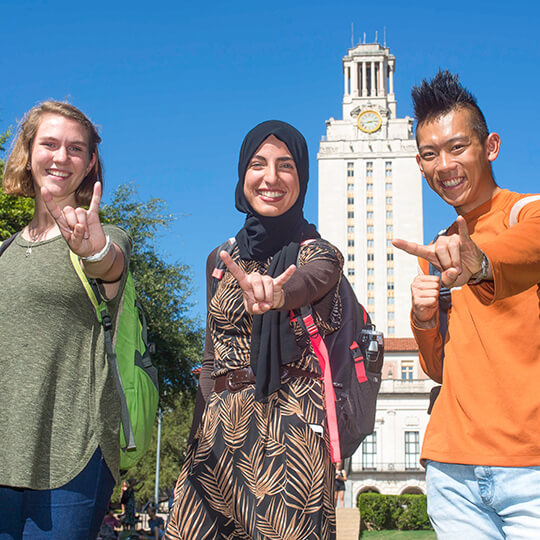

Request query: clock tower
[{"left": 318, "top": 43, "right": 423, "bottom": 338}]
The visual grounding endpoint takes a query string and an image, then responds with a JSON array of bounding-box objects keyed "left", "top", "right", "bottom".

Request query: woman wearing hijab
[{"left": 166, "top": 121, "right": 343, "bottom": 539}]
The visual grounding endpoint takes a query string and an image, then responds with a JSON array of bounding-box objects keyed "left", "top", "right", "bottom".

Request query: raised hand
[
  {"left": 41, "top": 181, "right": 106, "bottom": 259},
  {"left": 220, "top": 250, "right": 296, "bottom": 315},
  {"left": 411, "top": 275, "right": 441, "bottom": 329},
  {"left": 393, "top": 216, "right": 485, "bottom": 288}
]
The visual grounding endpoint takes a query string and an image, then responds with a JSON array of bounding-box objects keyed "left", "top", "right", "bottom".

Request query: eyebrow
[
  {"left": 418, "top": 135, "right": 470, "bottom": 151},
  {"left": 249, "top": 154, "right": 294, "bottom": 162},
  {"left": 37, "top": 135, "right": 89, "bottom": 148}
]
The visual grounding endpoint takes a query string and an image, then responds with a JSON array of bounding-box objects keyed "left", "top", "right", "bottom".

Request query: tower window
[
  {"left": 385, "top": 161, "right": 392, "bottom": 177},
  {"left": 366, "top": 162, "right": 373, "bottom": 178}
]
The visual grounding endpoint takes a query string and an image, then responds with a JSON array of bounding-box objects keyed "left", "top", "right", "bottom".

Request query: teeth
[
  {"left": 47, "top": 169, "right": 70, "bottom": 178},
  {"left": 441, "top": 177, "right": 463, "bottom": 187},
  {"left": 259, "top": 191, "right": 283, "bottom": 199}
]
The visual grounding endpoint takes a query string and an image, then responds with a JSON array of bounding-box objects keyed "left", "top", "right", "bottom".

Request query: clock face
[{"left": 357, "top": 110, "right": 382, "bottom": 133}]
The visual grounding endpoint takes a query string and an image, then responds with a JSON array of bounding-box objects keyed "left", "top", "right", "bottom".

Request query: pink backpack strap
[{"left": 294, "top": 309, "right": 342, "bottom": 464}]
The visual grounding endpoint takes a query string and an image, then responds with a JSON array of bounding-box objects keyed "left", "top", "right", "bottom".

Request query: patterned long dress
[{"left": 166, "top": 240, "right": 343, "bottom": 540}]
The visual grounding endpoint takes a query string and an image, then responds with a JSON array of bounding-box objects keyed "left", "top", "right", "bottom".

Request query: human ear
[
  {"left": 86, "top": 152, "right": 97, "bottom": 174},
  {"left": 416, "top": 154, "right": 425, "bottom": 175},
  {"left": 485, "top": 133, "right": 501, "bottom": 162}
]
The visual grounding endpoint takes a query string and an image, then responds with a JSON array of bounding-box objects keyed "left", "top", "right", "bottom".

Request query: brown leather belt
[{"left": 213, "top": 365, "right": 319, "bottom": 394}]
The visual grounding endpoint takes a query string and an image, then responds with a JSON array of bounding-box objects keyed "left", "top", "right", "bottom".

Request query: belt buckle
[{"left": 225, "top": 370, "right": 242, "bottom": 393}]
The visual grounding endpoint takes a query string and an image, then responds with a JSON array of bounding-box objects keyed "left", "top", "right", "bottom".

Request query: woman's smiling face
[
  {"left": 30, "top": 113, "right": 95, "bottom": 205},
  {"left": 243, "top": 135, "right": 300, "bottom": 217}
]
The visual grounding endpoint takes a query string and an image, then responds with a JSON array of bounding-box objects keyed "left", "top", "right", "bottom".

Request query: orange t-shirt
[{"left": 413, "top": 189, "right": 540, "bottom": 466}]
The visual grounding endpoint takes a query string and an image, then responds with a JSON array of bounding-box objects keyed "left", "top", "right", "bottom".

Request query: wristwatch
[{"left": 468, "top": 251, "right": 490, "bottom": 284}]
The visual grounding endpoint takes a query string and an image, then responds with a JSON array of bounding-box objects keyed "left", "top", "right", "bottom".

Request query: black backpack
[{"left": 212, "top": 238, "right": 384, "bottom": 462}]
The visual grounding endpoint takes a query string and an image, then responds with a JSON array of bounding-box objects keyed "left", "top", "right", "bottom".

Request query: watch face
[{"left": 357, "top": 110, "right": 382, "bottom": 133}]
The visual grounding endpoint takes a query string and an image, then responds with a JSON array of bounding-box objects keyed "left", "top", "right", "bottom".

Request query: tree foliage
[
  {"left": 101, "top": 185, "right": 202, "bottom": 501},
  {"left": 101, "top": 183, "right": 204, "bottom": 409},
  {"left": 113, "top": 393, "right": 194, "bottom": 506},
  {"left": 0, "top": 128, "right": 34, "bottom": 239}
]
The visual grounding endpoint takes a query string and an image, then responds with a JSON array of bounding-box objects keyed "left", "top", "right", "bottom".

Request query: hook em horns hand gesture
[
  {"left": 393, "top": 216, "right": 488, "bottom": 289},
  {"left": 41, "top": 181, "right": 106, "bottom": 259},
  {"left": 220, "top": 250, "right": 296, "bottom": 315}
]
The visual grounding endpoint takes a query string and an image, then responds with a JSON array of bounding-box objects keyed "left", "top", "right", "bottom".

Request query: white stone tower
[{"left": 318, "top": 43, "right": 423, "bottom": 337}]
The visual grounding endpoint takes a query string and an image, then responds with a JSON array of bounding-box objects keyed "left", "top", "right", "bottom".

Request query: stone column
[
  {"left": 371, "top": 61, "right": 376, "bottom": 96},
  {"left": 362, "top": 62, "right": 367, "bottom": 97},
  {"left": 344, "top": 64, "right": 349, "bottom": 97},
  {"left": 379, "top": 61, "right": 385, "bottom": 96},
  {"left": 389, "top": 65, "right": 394, "bottom": 94},
  {"left": 352, "top": 62, "right": 358, "bottom": 96}
]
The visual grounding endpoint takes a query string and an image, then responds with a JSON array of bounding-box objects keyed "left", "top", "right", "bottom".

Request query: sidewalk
[{"left": 336, "top": 507, "right": 360, "bottom": 540}]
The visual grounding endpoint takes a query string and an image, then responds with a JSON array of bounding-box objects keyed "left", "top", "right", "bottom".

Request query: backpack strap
[
  {"left": 427, "top": 228, "right": 452, "bottom": 366},
  {"left": 425, "top": 229, "right": 452, "bottom": 414},
  {"left": 508, "top": 195, "right": 540, "bottom": 227},
  {"left": 69, "top": 250, "right": 136, "bottom": 451},
  {"left": 0, "top": 233, "right": 19, "bottom": 257},
  {"left": 211, "top": 237, "right": 236, "bottom": 297},
  {"left": 292, "top": 239, "right": 342, "bottom": 463},
  {"left": 293, "top": 305, "right": 341, "bottom": 464}
]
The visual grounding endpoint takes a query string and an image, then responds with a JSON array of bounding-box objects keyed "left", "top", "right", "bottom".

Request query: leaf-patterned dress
[{"left": 166, "top": 239, "right": 343, "bottom": 540}]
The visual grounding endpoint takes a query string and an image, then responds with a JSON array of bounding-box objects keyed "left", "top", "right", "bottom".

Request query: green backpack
[
  {"left": 0, "top": 234, "right": 159, "bottom": 469},
  {"left": 69, "top": 251, "right": 159, "bottom": 469}
]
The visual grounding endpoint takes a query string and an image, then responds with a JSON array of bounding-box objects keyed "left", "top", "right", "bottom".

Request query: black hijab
[{"left": 234, "top": 120, "right": 320, "bottom": 400}]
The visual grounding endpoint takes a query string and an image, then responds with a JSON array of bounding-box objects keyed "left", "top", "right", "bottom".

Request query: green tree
[
  {"left": 101, "top": 183, "right": 203, "bottom": 409},
  {"left": 0, "top": 128, "right": 35, "bottom": 238},
  {"left": 114, "top": 393, "right": 195, "bottom": 506}
]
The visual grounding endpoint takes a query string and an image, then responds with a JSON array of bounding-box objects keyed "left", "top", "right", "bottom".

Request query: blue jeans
[
  {"left": 0, "top": 447, "right": 115, "bottom": 539},
  {"left": 426, "top": 460, "right": 540, "bottom": 539}
]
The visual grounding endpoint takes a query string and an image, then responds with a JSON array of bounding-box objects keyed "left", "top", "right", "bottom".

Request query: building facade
[
  {"left": 318, "top": 43, "right": 423, "bottom": 338},
  {"left": 345, "top": 339, "right": 436, "bottom": 504},
  {"left": 318, "top": 44, "right": 433, "bottom": 504}
]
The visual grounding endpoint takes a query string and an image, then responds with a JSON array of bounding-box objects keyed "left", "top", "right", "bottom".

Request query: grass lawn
[{"left": 361, "top": 530, "right": 436, "bottom": 539}]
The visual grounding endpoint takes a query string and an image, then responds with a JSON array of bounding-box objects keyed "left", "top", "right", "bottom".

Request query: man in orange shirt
[{"left": 394, "top": 71, "right": 540, "bottom": 538}]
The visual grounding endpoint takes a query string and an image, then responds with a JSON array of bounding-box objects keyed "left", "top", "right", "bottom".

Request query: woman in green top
[{"left": 0, "top": 101, "right": 131, "bottom": 538}]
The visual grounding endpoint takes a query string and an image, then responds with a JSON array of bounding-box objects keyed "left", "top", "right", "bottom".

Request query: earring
[{"left": 26, "top": 162, "right": 31, "bottom": 170}]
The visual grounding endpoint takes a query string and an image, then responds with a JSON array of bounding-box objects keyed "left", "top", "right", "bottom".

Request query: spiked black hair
[{"left": 412, "top": 70, "right": 489, "bottom": 142}]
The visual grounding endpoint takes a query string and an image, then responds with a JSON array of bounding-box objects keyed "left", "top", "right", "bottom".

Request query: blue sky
[{"left": 2, "top": 0, "right": 539, "bottom": 321}]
